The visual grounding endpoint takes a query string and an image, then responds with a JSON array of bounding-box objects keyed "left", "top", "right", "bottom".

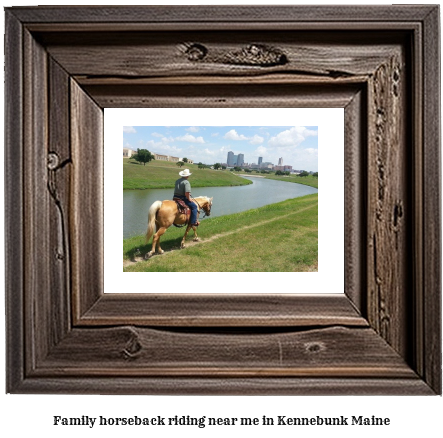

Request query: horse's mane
[{"left": 195, "top": 195, "right": 211, "bottom": 203}]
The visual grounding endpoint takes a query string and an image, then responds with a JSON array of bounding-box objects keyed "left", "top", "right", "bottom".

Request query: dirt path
[{"left": 123, "top": 202, "right": 317, "bottom": 268}]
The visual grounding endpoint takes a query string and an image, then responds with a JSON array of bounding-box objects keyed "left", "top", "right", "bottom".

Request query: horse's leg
[
  {"left": 146, "top": 226, "right": 167, "bottom": 258},
  {"left": 153, "top": 227, "right": 167, "bottom": 254},
  {"left": 192, "top": 225, "right": 199, "bottom": 242},
  {"left": 181, "top": 225, "right": 192, "bottom": 248}
]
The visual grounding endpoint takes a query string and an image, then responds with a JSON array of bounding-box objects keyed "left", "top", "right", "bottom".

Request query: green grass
[
  {"left": 233, "top": 172, "right": 318, "bottom": 189},
  {"left": 123, "top": 194, "right": 318, "bottom": 272},
  {"left": 124, "top": 159, "right": 252, "bottom": 190},
  {"left": 262, "top": 174, "right": 318, "bottom": 188}
]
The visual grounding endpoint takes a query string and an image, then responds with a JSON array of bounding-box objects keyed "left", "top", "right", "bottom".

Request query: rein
[{"left": 192, "top": 197, "right": 206, "bottom": 218}]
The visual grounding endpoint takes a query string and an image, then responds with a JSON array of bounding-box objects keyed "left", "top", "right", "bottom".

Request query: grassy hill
[
  {"left": 262, "top": 173, "right": 318, "bottom": 188},
  {"left": 232, "top": 171, "right": 318, "bottom": 188},
  {"left": 124, "top": 159, "right": 252, "bottom": 190}
]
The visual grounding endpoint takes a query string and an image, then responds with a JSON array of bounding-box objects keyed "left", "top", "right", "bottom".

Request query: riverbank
[
  {"left": 123, "top": 194, "right": 318, "bottom": 272},
  {"left": 124, "top": 159, "right": 252, "bottom": 190},
  {"left": 235, "top": 172, "right": 318, "bottom": 188}
]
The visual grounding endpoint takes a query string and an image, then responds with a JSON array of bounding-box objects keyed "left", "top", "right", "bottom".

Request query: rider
[{"left": 174, "top": 168, "right": 199, "bottom": 226}]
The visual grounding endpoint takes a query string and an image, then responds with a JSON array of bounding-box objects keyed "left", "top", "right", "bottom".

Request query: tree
[
  {"left": 313, "top": 172, "right": 318, "bottom": 177},
  {"left": 234, "top": 166, "right": 242, "bottom": 172},
  {"left": 214, "top": 163, "right": 221, "bottom": 170},
  {"left": 176, "top": 161, "right": 185, "bottom": 168},
  {"left": 299, "top": 170, "right": 309, "bottom": 177},
  {"left": 221, "top": 165, "right": 226, "bottom": 170},
  {"left": 132, "top": 148, "right": 154, "bottom": 166},
  {"left": 182, "top": 157, "right": 188, "bottom": 163}
]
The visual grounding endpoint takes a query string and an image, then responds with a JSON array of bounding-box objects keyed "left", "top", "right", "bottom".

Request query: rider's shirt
[{"left": 174, "top": 177, "right": 191, "bottom": 197}]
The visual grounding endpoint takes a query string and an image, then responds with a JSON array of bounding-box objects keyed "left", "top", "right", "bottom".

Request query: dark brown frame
[{"left": 5, "top": 6, "right": 441, "bottom": 394}]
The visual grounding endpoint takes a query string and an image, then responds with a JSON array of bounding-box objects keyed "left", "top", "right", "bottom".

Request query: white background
[
  {"left": 107, "top": 108, "right": 343, "bottom": 293},
  {"left": 1, "top": 1, "right": 442, "bottom": 438}
]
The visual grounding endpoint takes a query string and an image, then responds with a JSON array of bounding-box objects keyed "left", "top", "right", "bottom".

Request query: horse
[{"left": 145, "top": 196, "right": 213, "bottom": 259}]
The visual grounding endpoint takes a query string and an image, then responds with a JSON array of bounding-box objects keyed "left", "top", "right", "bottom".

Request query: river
[{"left": 123, "top": 176, "right": 318, "bottom": 238}]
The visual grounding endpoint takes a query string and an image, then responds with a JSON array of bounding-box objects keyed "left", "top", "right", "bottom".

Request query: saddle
[{"left": 173, "top": 197, "right": 191, "bottom": 224}]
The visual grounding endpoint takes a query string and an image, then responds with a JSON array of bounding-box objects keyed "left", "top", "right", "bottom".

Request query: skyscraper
[
  {"left": 278, "top": 157, "right": 283, "bottom": 166},
  {"left": 237, "top": 153, "right": 244, "bottom": 167},
  {"left": 227, "top": 151, "right": 235, "bottom": 167},
  {"left": 258, "top": 157, "right": 263, "bottom": 167}
]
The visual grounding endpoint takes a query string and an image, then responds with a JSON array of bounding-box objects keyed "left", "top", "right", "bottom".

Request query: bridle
[{"left": 191, "top": 196, "right": 212, "bottom": 219}]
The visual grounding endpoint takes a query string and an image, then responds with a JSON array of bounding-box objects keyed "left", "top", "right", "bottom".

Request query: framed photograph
[
  {"left": 108, "top": 107, "right": 343, "bottom": 293},
  {"left": 5, "top": 5, "right": 440, "bottom": 394}
]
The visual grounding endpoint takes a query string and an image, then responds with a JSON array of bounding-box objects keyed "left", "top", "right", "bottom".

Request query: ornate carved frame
[{"left": 5, "top": 6, "right": 441, "bottom": 394}]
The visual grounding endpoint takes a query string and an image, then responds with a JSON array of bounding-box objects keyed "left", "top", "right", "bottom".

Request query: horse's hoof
[
  {"left": 158, "top": 250, "right": 164, "bottom": 255},
  {"left": 193, "top": 237, "right": 199, "bottom": 242},
  {"left": 144, "top": 252, "right": 153, "bottom": 259},
  {"left": 181, "top": 244, "right": 186, "bottom": 249}
]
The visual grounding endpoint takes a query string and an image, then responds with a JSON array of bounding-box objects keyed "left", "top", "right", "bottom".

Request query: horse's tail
[{"left": 146, "top": 200, "right": 162, "bottom": 242}]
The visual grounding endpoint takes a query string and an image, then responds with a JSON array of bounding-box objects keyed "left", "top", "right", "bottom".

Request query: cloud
[
  {"left": 186, "top": 126, "right": 199, "bottom": 132},
  {"left": 224, "top": 129, "right": 263, "bottom": 145},
  {"left": 224, "top": 129, "right": 248, "bottom": 141},
  {"left": 249, "top": 134, "right": 264, "bottom": 145},
  {"left": 304, "top": 148, "right": 318, "bottom": 155},
  {"left": 254, "top": 146, "right": 267, "bottom": 155},
  {"left": 147, "top": 141, "right": 182, "bottom": 155},
  {"left": 123, "top": 126, "right": 136, "bottom": 134},
  {"left": 176, "top": 134, "right": 205, "bottom": 144},
  {"left": 268, "top": 126, "right": 317, "bottom": 148}
]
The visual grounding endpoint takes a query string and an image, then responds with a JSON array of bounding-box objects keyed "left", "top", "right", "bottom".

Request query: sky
[{"left": 123, "top": 125, "right": 318, "bottom": 171}]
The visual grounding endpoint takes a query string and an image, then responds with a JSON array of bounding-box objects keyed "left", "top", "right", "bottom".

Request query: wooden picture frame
[{"left": 5, "top": 5, "right": 441, "bottom": 394}]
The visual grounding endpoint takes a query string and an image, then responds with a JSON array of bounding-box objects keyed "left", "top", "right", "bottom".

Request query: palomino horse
[{"left": 145, "top": 196, "right": 213, "bottom": 259}]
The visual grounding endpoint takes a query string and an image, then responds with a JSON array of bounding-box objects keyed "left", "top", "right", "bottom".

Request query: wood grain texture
[
  {"left": 82, "top": 83, "right": 361, "bottom": 109},
  {"left": 39, "top": 30, "right": 403, "bottom": 79},
  {"left": 4, "top": 10, "right": 24, "bottom": 393},
  {"left": 79, "top": 294, "right": 367, "bottom": 327},
  {"left": 8, "top": 5, "right": 437, "bottom": 23},
  {"left": 344, "top": 90, "right": 366, "bottom": 314},
  {"left": 422, "top": 6, "right": 442, "bottom": 394},
  {"left": 366, "top": 51, "right": 409, "bottom": 357},
  {"left": 4, "top": 5, "right": 441, "bottom": 395},
  {"left": 48, "top": 57, "right": 72, "bottom": 346},
  {"left": 23, "top": 29, "right": 50, "bottom": 372},
  {"left": 70, "top": 80, "right": 104, "bottom": 320},
  {"left": 37, "top": 326, "right": 415, "bottom": 378}
]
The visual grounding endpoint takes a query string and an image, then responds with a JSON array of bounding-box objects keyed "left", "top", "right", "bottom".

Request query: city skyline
[{"left": 123, "top": 126, "right": 318, "bottom": 171}]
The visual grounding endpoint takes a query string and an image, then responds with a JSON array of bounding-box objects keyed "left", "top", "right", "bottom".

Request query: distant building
[
  {"left": 275, "top": 164, "right": 292, "bottom": 172},
  {"left": 258, "top": 157, "right": 263, "bottom": 167},
  {"left": 278, "top": 157, "right": 283, "bottom": 166},
  {"left": 123, "top": 148, "right": 134, "bottom": 158},
  {"left": 154, "top": 153, "right": 179, "bottom": 163},
  {"left": 237, "top": 153, "right": 244, "bottom": 167},
  {"left": 227, "top": 151, "right": 235, "bottom": 167},
  {"left": 154, "top": 153, "right": 169, "bottom": 162}
]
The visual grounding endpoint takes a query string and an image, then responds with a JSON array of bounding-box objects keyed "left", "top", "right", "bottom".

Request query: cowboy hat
[{"left": 179, "top": 169, "right": 192, "bottom": 177}]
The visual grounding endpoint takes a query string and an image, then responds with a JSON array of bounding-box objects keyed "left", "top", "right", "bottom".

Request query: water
[{"left": 123, "top": 176, "right": 318, "bottom": 238}]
